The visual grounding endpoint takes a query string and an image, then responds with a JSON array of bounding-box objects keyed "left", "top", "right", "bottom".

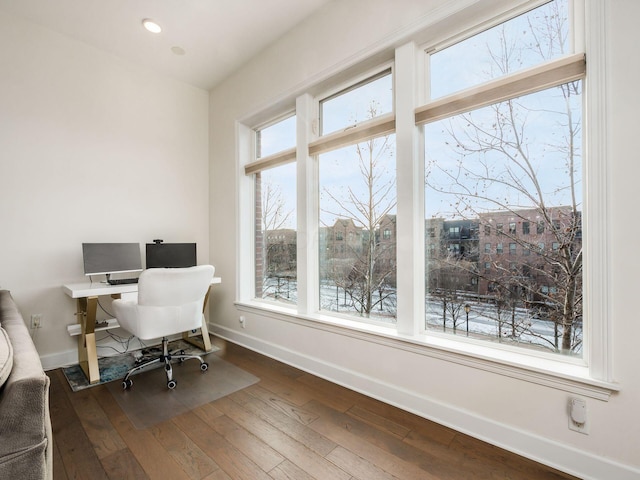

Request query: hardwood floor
[{"left": 50, "top": 339, "right": 578, "bottom": 479}]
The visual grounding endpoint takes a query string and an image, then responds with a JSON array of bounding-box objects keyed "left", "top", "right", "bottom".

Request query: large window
[
  {"left": 252, "top": 115, "right": 297, "bottom": 304},
  {"left": 240, "top": 0, "right": 611, "bottom": 391},
  {"left": 318, "top": 72, "right": 397, "bottom": 322},
  {"left": 422, "top": 0, "right": 583, "bottom": 357}
]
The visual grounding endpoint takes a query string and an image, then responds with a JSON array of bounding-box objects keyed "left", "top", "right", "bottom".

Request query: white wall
[
  {"left": 208, "top": 0, "right": 640, "bottom": 478},
  {"left": 0, "top": 10, "right": 210, "bottom": 364}
]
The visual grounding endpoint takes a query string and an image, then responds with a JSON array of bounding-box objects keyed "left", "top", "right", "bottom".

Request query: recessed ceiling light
[
  {"left": 171, "top": 46, "right": 186, "bottom": 56},
  {"left": 142, "top": 19, "right": 162, "bottom": 34}
]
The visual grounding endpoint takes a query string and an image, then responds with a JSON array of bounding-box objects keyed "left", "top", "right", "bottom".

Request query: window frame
[
  {"left": 236, "top": 0, "right": 616, "bottom": 401},
  {"left": 315, "top": 66, "right": 398, "bottom": 324},
  {"left": 417, "top": 1, "right": 587, "bottom": 361},
  {"left": 246, "top": 113, "right": 299, "bottom": 307}
]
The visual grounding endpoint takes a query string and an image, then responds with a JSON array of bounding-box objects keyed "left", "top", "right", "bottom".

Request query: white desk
[{"left": 62, "top": 277, "right": 221, "bottom": 384}]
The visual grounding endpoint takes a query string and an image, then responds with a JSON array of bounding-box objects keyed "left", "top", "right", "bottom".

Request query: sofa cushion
[{"left": 0, "top": 327, "right": 13, "bottom": 388}]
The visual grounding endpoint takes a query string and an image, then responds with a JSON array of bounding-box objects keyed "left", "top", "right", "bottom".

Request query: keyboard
[{"left": 107, "top": 278, "right": 139, "bottom": 285}]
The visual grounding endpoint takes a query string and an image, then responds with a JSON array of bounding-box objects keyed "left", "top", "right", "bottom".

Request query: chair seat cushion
[{"left": 0, "top": 327, "right": 13, "bottom": 388}]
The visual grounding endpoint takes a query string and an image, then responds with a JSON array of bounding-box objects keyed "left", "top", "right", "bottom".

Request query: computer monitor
[
  {"left": 145, "top": 242, "right": 197, "bottom": 268},
  {"left": 82, "top": 243, "right": 143, "bottom": 277}
]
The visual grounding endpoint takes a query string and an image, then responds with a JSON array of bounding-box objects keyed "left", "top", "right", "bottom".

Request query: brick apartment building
[
  {"left": 477, "top": 206, "right": 581, "bottom": 300},
  {"left": 425, "top": 217, "right": 479, "bottom": 295},
  {"left": 317, "top": 216, "right": 396, "bottom": 286},
  {"left": 263, "top": 206, "right": 580, "bottom": 303}
]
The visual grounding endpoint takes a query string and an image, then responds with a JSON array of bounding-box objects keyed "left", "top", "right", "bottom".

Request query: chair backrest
[{"left": 137, "top": 265, "right": 215, "bottom": 307}]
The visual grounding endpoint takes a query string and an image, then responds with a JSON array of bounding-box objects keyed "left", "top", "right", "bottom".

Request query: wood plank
[
  {"left": 304, "top": 399, "right": 440, "bottom": 480},
  {"left": 449, "top": 433, "right": 577, "bottom": 480},
  {"left": 172, "top": 410, "right": 274, "bottom": 480},
  {"left": 221, "top": 346, "right": 312, "bottom": 405},
  {"left": 346, "top": 404, "right": 411, "bottom": 440},
  {"left": 354, "top": 395, "right": 457, "bottom": 446},
  {"left": 202, "top": 413, "right": 286, "bottom": 472},
  {"left": 347, "top": 400, "right": 484, "bottom": 475},
  {"left": 215, "top": 348, "right": 313, "bottom": 406},
  {"left": 150, "top": 419, "right": 220, "bottom": 478},
  {"left": 51, "top": 418, "right": 70, "bottom": 480},
  {"left": 326, "top": 446, "right": 401, "bottom": 480},
  {"left": 234, "top": 387, "right": 337, "bottom": 457},
  {"left": 202, "top": 469, "right": 233, "bottom": 480},
  {"left": 192, "top": 401, "right": 225, "bottom": 423},
  {"left": 66, "top": 386, "right": 127, "bottom": 459},
  {"left": 90, "top": 384, "right": 192, "bottom": 480},
  {"left": 48, "top": 371, "right": 109, "bottom": 480},
  {"left": 295, "top": 373, "right": 362, "bottom": 412},
  {"left": 224, "top": 343, "right": 306, "bottom": 380},
  {"left": 100, "top": 448, "right": 148, "bottom": 480},
  {"left": 256, "top": 373, "right": 316, "bottom": 407},
  {"left": 247, "top": 383, "right": 319, "bottom": 425},
  {"left": 213, "top": 394, "right": 351, "bottom": 480},
  {"left": 268, "top": 459, "right": 316, "bottom": 480}
]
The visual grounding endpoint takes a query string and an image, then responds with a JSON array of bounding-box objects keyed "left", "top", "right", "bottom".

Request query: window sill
[{"left": 235, "top": 300, "right": 619, "bottom": 401}]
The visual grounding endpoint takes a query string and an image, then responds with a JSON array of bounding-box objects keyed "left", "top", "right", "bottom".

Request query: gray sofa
[{"left": 0, "top": 290, "right": 52, "bottom": 479}]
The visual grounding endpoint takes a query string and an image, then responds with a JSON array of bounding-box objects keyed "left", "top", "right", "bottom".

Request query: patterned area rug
[{"left": 62, "top": 338, "right": 219, "bottom": 392}]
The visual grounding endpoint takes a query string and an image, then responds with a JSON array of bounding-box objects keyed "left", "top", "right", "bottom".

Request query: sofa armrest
[{"left": 0, "top": 290, "right": 52, "bottom": 480}]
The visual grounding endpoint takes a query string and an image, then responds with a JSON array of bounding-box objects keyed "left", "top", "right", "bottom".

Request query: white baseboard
[
  {"left": 41, "top": 349, "right": 78, "bottom": 371},
  {"left": 210, "top": 324, "right": 640, "bottom": 480},
  {"left": 40, "top": 333, "right": 178, "bottom": 371}
]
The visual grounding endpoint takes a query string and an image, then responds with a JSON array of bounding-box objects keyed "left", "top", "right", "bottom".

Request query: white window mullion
[
  {"left": 583, "top": 0, "right": 611, "bottom": 382},
  {"left": 296, "top": 94, "right": 319, "bottom": 314},
  {"left": 236, "top": 121, "right": 255, "bottom": 302},
  {"left": 395, "top": 41, "right": 424, "bottom": 336}
]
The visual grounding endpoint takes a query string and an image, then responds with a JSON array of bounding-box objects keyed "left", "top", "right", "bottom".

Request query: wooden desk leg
[
  {"left": 182, "top": 285, "right": 213, "bottom": 352},
  {"left": 77, "top": 296, "right": 100, "bottom": 384}
]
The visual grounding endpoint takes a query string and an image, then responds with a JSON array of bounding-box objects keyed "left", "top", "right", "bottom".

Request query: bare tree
[
  {"left": 258, "top": 173, "right": 295, "bottom": 300},
  {"left": 262, "top": 176, "right": 293, "bottom": 234},
  {"left": 321, "top": 105, "right": 397, "bottom": 317},
  {"left": 426, "top": 1, "right": 582, "bottom": 353},
  {"left": 428, "top": 253, "right": 475, "bottom": 333}
]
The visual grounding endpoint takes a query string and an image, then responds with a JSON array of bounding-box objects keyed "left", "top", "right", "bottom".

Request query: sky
[{"left": 257, "top": 0, "right": 578, "bottom": 229}]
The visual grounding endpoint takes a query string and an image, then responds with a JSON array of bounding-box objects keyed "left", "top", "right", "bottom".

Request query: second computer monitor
[
  {"left": 145, "top": 243, "right": 197, "bottom": 269},
  {"left": 82, "top": 243, "right": 142, "bottom": 277}
]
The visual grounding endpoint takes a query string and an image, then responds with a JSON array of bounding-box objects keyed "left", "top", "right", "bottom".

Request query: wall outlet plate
[
  {"left": 568, "top": 397, "right": 589, "bottom": 434},
  {"left": 31, "top": 314, "right": 42, "bottom": 329}
]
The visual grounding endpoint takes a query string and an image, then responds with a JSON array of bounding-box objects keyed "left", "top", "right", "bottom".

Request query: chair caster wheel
[
  {"left": 167, "top": 379, "right": 177, "bottom": 389},
  {"left": 122, "top": 379, "right": 133, "bottom": 390},
  {"left": 200, "top": 362, "right": 209, "bottom": 372}
]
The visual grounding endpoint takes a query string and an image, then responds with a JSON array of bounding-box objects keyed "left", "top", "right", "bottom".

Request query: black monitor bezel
[{"left": 145, "top": 242, "right": 197, "bottom": 269}]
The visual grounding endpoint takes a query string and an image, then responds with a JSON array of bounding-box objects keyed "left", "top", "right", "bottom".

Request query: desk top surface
[{"left": 63, "top": 276, "right": 221, "bottom": 298}]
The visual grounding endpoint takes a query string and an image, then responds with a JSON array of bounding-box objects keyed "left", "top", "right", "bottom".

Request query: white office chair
[{"left": 112, "top": 265, "right": 215, "bottom": 390}]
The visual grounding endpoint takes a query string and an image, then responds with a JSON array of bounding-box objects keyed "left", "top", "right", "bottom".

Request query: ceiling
[{"left": 0, "top": 0, "right": 333, "bottom": 90}]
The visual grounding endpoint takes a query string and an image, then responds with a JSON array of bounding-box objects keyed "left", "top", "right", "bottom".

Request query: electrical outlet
[
  {"left": 568, "top": 397, "right": 589, "bottom": 434},
  {"left": 31, "top": 314, "right": 42, "bottom": 329},
  {"left": 239, "top": 316, "right": 246, "bottom": 328}
]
